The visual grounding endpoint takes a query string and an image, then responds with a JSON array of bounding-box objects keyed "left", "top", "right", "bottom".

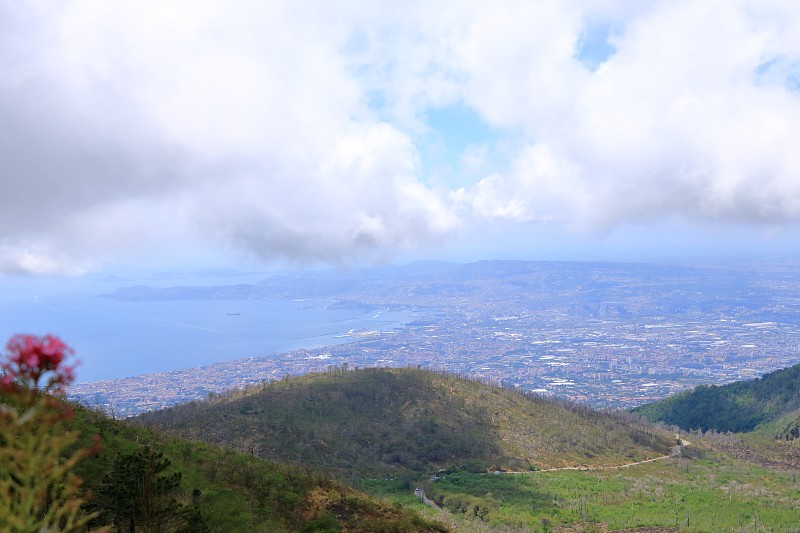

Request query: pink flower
[
  {"left": 2, "top": 334, "right": 76, "bottom": 391},
  {"left": 0, "top": 372, "right": 14, "bottom": 393}
]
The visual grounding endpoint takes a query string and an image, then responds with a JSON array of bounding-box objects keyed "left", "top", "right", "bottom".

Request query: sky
[{"left": 2, "top": 0, "right": 800, "bottom": 275}]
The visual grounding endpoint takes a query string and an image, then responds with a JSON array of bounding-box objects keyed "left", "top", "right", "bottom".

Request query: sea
[{"left": 0, "top": 272, "right": 412, "bottom": 383}]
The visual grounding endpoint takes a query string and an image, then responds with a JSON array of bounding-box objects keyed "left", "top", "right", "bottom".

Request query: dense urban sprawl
[{"left": 72, "top": 260, "right": 800, "bottom": 417}]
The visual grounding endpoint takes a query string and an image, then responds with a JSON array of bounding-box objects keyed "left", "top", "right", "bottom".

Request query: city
[{"left": 70, "top": 260, "right": 800, "bottom": 417}]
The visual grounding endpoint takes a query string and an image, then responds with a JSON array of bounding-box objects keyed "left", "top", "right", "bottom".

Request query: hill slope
[
  {"left": 135, "top": 367, "right": 674, "bottom": 479},
  {"left": 633, "top": 363, "right": 800, "bottom": 434},
  {"left": 49, "top": 402, "right": 448, "bottom": 532}
]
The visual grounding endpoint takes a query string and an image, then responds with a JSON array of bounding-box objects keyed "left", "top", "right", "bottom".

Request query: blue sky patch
[
  {"left": 755, "top": 55, "right": 800, "bottom": 92},
  {"left": 575, "top": 22, "right": 617, "bottom": 71},
  {"left": 425, "top": 104, "right": 495, "bottom": 155}
]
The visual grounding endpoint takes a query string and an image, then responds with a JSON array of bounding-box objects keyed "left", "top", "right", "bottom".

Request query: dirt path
[
  {"left": 421, "top": 494, "right": 439, "bottom": 509},
  {"left": 499, "top": 448, "right": 680, "bottom": 475},
  {"left": 414, "top": 487, "right": 441, "bottom": 510},
  {"left": 414, "top": 451, "right": 684, "bottom": 532}
]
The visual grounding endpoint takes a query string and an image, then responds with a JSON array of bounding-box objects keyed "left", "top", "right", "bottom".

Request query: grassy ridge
[
  {"left": 633, "top": 364, "right": 800, "bottom": 434},
  {"left": 135, "top": 367, "right": 674, "bottom": 479}
]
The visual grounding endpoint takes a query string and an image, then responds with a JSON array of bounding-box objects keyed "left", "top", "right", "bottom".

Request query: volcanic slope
[{"left": 135, "top": 367, "right": 673, "bottom": 479}]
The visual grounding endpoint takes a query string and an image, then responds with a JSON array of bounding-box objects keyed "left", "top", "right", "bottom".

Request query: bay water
[{"left": 0, "top": 273, "right": 409, "bottom": 383}]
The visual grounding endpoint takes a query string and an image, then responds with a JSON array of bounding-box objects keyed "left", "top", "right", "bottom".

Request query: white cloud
[
  {"left": 453, "top": 0, "right": 800, "bottom": 231},
  {"left": 2, "top": 0, "right": 800, "bottom": 273},
  {"left": 0, "top": 0, "right": 455, "bottom": 273},
  {"left": 0, "top": 243, "right": 90, "bottom": 276},
  {"left": 192, "top": 121, "right": 458, "bottom": 263}
]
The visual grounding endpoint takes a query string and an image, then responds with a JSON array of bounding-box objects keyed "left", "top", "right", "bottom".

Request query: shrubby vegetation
[
  {"left": 1, "top": 336, "right": 447, "bottom": 532},
  {"left": 417, "top": 455, "right": 800, "bottom": 531},
  {"left": 6, "top": 336, "right": 800, "bottom": 532},
  {"left": 135, "top": 367, "right": 673, "bottom": 479},
  {"left": 358, "top": 445, "right": 800, "bottom": 532},
  {"left": 0, "top": 334, "right": 104, "bottom": 533},
  {"left": 67, "top": 401, "right": 448, "bottom": 532},
  {"left": 634, "top": 363, "right": 800, "bottom": 433}
]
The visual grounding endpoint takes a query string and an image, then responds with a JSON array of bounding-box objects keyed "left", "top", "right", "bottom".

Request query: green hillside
[
  {"left": 633, "top": 363, "right": 800, "bottom": 434},
  {"left": 2, "top": 397, "right": 447, "bottom": 533},
  {"left": 134, "top": 367, "right": 674, "bottom": 479},
  {"left": 131, "top": 367, "right": 800, "bottom": 531},
  {"left": 7, "top": 338, "right": 800, "bottom": 531}
]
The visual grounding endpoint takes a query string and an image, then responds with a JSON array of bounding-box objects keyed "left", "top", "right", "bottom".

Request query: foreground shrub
[{"left": 0, "top": 334, "right": 104, "bottom": 532}]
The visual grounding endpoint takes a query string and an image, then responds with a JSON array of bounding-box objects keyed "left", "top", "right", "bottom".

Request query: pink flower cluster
[{"left": 1, "top": 334, "right": 76, "bottom": 392}]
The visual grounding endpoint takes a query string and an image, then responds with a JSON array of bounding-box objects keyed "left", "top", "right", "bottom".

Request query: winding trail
[
  {"left": 415, "top": 446, "right": 685, "bottom": 511},
  {"left": 498, "top": 445, "right": 683, "bottom": 475}
]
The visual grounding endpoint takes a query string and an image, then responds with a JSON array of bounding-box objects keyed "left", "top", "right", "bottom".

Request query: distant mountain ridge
[
  {"left": 634, "top": 363, "right": 800, "bottom": 435},
  {"left": 102, "top": 258, "right": 789, "bottom": 320},
  {"left": 133, "top": 367, "right": 674, "bottom": 479},
  {"left": 104, "top": 259, "right": 706, "bottom": 302}
]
